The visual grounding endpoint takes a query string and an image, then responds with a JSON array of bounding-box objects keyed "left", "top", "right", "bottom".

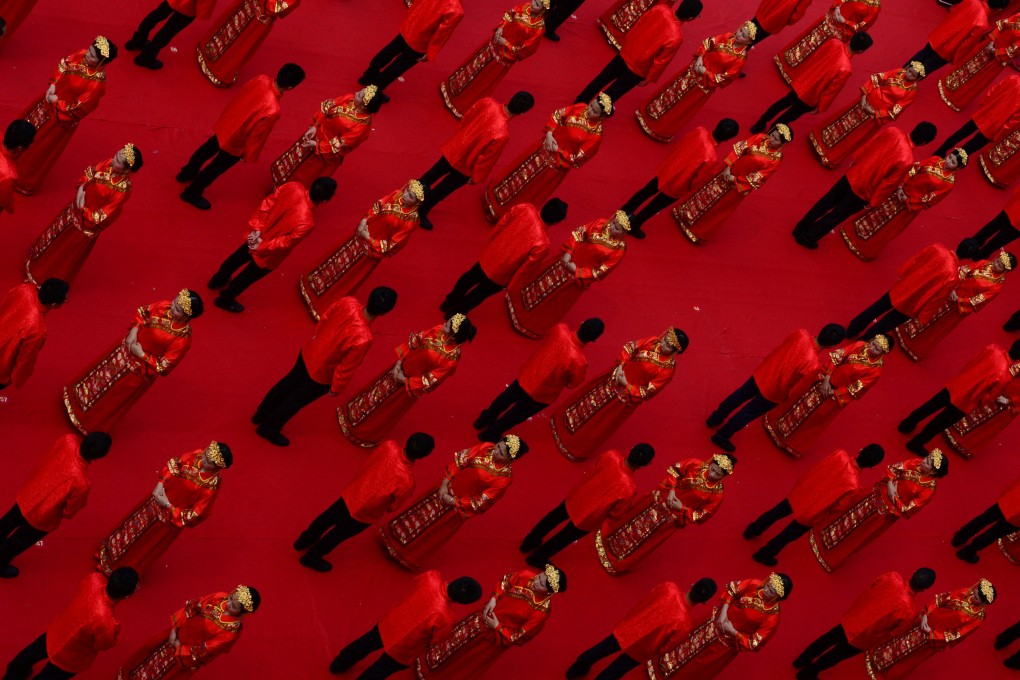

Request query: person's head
[
  {"left": 226, "top": 585, "right": 261, "bottom": 616},
  {"left": 955, "top": 237, "right": 981, "bottom": 261},
  {"left": 86, "top": 36, "right": 118, "bottom": 66},
  {"left": 3, "top": 119, "right": 35, "bottom": 152},
  {"left": 848, "top": 31, "right": 873, "bottom": 54},
  {"left": 905, "top": 61, "right": 926, "bottom": 82},
  {"left": 530, "top": 0, "right": 550, "bottom": 13},
  {"left": 993, "top": 249, "right": 1017, "bottom": 274},
  {"left": 201, "top": 441, "right": 233, "bottom": 472},
  {"left": 356, "top": 85, "right": 383, "bottom": 114},
  {"left": 534, "top": 564, "right": 566, "bottom": 596},
  {"left": 540, "top": 198, "right": 568, "bottom": 225},
  {"left": 768, "top": 123, "right": 793, "bottom": 148},
  {"left": 495, "top": 433, "right": 528, "bottom": 463},
  {"left": 817, "top": 323, "right": 847, "bottom": 347},
  {"left": 866, "top": 334, "right": 893, "bottom": 357},
  {"left": 38, "top": 278, "right": 70, "bottom": 308},
  {"left": 170, "top": 288, "right": 203, "bottom": 320},
  {"left": 659, "top": 327, "right": 689, "bottom": 355},
  {"left": 909, "top": 122, "right": 937, "bottom": 146},
  {"left": 734, "top": 20, "right": 757, "bottom": 45},
  {"left": 946, "top": 147, "right": 968, "bottom": 171},
  {"left": 608, "top": 210, "right": 632, "bottom": 238},
  {"left": 626, "top": 443, "right": 655, "bottom": 469},
  {"left": 80, "top": 432, "right": 113, "bottom": 461},
  {"left": 577, "top": 318, "right": 605, "bottom": 344},
  {"left": 447, "top": 576, "right": 484, "bottom": 604},
  {"left": 366, "top": 286, "right": 398, "bottom": 317},
  {"left": 856, "top": 444, "right": 885, "bottom": 469},
  {"left": 106, "top": 567, "right": 139, "bottom": 599},
  {"left": 675, "top": 0, "right": 703, "bottom": 21},
  {"left": 275, "top": 63, "right": 306, "bottom": 91},
  {"left": 919, "top": 448, "right": 949, "bottom": 478},
  {"left": 112, "top": 143, "right": 143, "bottom": 174},
  {"left": 404, "top": 179, "right": 426, "bottom": 207},
  {"left": 711, "top": 118, "right": 739, "bottom": 143},
  {"left": 689, "top": 577, "right": 718, "bottom": 604},
  {"left": 310, "top": 177, "right": 338, "bottom": 205},
  {"left": 1009, "top": 339, "right": 1020, "bottom": 361},
  {"left": 587, "top": 93, "right": 614, "bottom": 120},
  {"left": 404, "top": 432, "right": 436, "bottom": 460},
  {"left": 507, "top": 91, "right": 536, "bottom": 116},
  {"left": 910, "top": 567, "right": 937, "bottom": 593},
  {"left": 975, "top": 578, "right": 997, "bottom": 605},
  {"left": 445, "top": 313, "right": 477, "bottom": 344},
  {"left": 764, "top": 572, "right": 792, "bottom": 601},
  {"left": 707, "top": 453, "right": 736, "bottom": 481}
]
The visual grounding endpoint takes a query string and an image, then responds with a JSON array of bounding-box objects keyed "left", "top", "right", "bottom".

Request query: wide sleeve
[
  {"left": 569, "top": 131, "right": 602, "bottom": 169},
  {"left": 178, "top": 630, "right": 238, "bottom": 669},
  {"left": 426, "top": 7, "right": 464, "bottom": 61},
  {"left": 470, "top": 136, "right": 509, "bottom": 184},
  {"left": 247, "top": 191, "right": 277, "bottom": 232},
  {"left": 331, "top": 338, "right": 372, "bottom": 395},
  {"left": 405, "top": 353, "right": 458, "bottom": 397},
  {"left": 11, "top": 326, "right": 47, "bottom": 388},
  {"left": 141, "top": 334, "right": 192, "bottom": 377},
  {"left": 61, "top": 480, "right": 90, "bottom": 520},
  {"left": 169, "top": 486, "right": 218, "bottom": 527},
  {"left": 257, "top": 214, "right": 315, "bottom": 260},
  {"left": 647, "top": 36, "right": 682, "bottom": 84},
  {"left": 55, "top": 78, "right": 106, "bottom": 123},
  {"left": 455, "top": 473, "right": 510, "bottom": 517}
]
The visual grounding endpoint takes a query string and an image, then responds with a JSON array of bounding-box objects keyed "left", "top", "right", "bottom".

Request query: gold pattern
[
  {"left": 206, "top": 441, "right": 226, "bottom": 468},
  {"left": 407, "top": 179, "right": 425, "bottom": 201},
  {"left": 505, "top": 434, "right": 522, "bottom": 459},
  {"left": 121, "top": 143, "right": 136, "bottom": 167},
  {"left": 544, "top": 564, "right": 561, "bottom": 593},
  {"left": 235, "top": 585, "right": 254, "bottom": 612},
  {"left": 711, "top": 454, "right": 733, "bottom": 473},
  {"left": 1000, "top": 250, "right": 1014, "bottom": 271},
  {"left": 979, "top": 578, "right": 995, "bottom": 603},
  {"left": 872, "top": 334, "right": 890, "bottom": 352},
  {"left": 774, "top": 123, "right": 792, "bottom": 143},
  {"left": 362, "top": 84, "right": 378, "bottom": 104},
  {"left": 909, "top": 60, "right": 926, "bottom": 78},
  {"left": 597, "top": 92, "right": 613, "bottom": 114},
  {"left": 176, "top": 289, "right": 193, "bottom": 316},
  {"left": 955, "top": 148, "right": 969, "bottom": 165},
  {"left": 768, "top": 572, "right": 785, "bottom": 598},
  {"left": 94, "top": 36, "right": 111, "bottom": 58},
  {"left": 612, "top": 210, "right": 631, "bottom": 231},
  {"left": 930, "top": 448, "right": 944, "bottom": 470}
]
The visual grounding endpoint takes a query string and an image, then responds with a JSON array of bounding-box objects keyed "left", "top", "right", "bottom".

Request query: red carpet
[{"left": 0, "top": 0, "right": 1018, "bottom": 678}]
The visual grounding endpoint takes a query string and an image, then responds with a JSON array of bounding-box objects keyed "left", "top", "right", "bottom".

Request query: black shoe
[
  {"left": 207, "top": 274, "right": 229, "bottom": 290},
  {"left": 472, "top": 413, "right": 491, "bottom": 430},
  {"left": 519, "top": 534, "right": 542, "bottom": 553},
  {"left": 214, "top": 296, "right": 244, "bottom": 313},
  {"left": 124, "top": 35, "right": 146, "bottom": 51},
  {"left": 477, "top": 430, "right": 500, "bottom": 444},
  {"left": 751, "top": 550, "right": 778, "bottom": 566},
  {"left": 376, "top": 92, "right": 391, "bottom": 104},
  {"left": 793, "top": 234, "right": 819, "bottom": 250},
  {"left": 545, "top": 31, "right": 561, "bottom": 42},
  {"left": 180, "top": 190, "right": 211, "bottom": 210},
  {"left": 251, "top": 412, "right": 264, "bottom": 425},
  {"left": 743, "top": 522, "right": 764, "bottom": 540},
  {"left": 795, "top": 669, "right": 819, "bottom": 680},
  {"left": 996, "top": 627, "right": 1020, "bottom": 650},
  {"left": 133, "top": 54, "right": 163, "bottom": 70},
  {"left": 299, "top": 554, "right": 333, "bottom": 572},
  {"left": 565, "top": 661, "right": 591, "bottom": 679},
  {"left": 0, "top": 565, "right": 18, "bottom": 578},
  {"left": 705, "top": 411, "right": 724, "bottom": 428},
  {"left": 1006, "top": 654, "right": 1020, "bottom": 671},
  {"left": 175, "top": 169, "right": 197, "bottom": 183},
  {"left": 749, "top": 119, "right": 767, "bottom": 134},
  {"left": 357, "top": 74, "right": 377, "bottom": 87},
  {"left": 897, "top": 419, "right": 916, "bottom": 434},
  {"left": 1005, "top": 311, "right": 1020, "bottom": 332},
  {"left": 905, "top": 440, "right": 928, "bottom": 457},
  {"left": 792, "top": 655, "right": 813, "bottom": 670},
  {"left": 950, "top": 530, "right": 969, "bottom": 548},
  {"left": 710, "top": 433, "right": 736, "bottom": 453},
  {"left": 330, "top": 654, "right": 353, "bottom": 674},
  {"left": 256, "top": 426, "right": 290, "bottom": 447},
  {"left": 294, "top": 533, "right": 316, "bottom": 551},
  {"left": 419, "top": 215, "right": 433, "bottom": 231},
  {"left": 629, "top": 227, "right": 646, "bottom": 240},
  {"left": 524, "top": 554, "right": 546, "bottom": 569},
  {"left": 956, "top": 547, "right": 979, "bottom": 563}
]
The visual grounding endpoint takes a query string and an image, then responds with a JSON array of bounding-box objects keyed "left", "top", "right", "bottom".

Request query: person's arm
[
  {"left": 10, "top": 327, "right": 47, "bottom": 388},
  {"left": 470, "top": 137, "right": 508, "bottom": 184},
  {"left": 426, "top": 8, "right": 464, "bottom": 61},
  {"left": 243, "top": 116, "right": 276, "bottom": 163},
  {"left": 330, "top": 339, "right": 372, "bottom": 396},
  {"left": 60, "top": 482, "right": 90, "bottom": 520},
  {"left": 404, "top": 354, "right": 457, "bottom": 397}
]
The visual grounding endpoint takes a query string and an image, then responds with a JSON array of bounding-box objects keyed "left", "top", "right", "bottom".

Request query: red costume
[
  {"left": 673, "top": 133, "right": 784, "bottom": 243},
  {"left": 787, "top": 448, "right": 862, "bottom": 526},
  {"left": 246, "top": 182, "right": 314, "bottom": 270},
  {"left": 401, "top": 0, "right": 464, "bottom": 62},
  {"left": 755, "top": 0, "right": 815, "bottom": 35},
  {"left": 26, "top": 158, "right": 133, "bottom": 286},
  {"left": 751, "top": 329, "right": 824, "bottom": 404},
  {"left": 596, "top": 459, "right": 724, "bottom": 574},
  {"left": 655, "top": 126, "right": 722, "bottom": 202},
  {"left": 0, "top": 147, "right": 17, "bottom": 214},
  {"left": 888, "top": 244, "right": 961, "bottom": 323},
  {"left": 845, "top": 126, "right": 914, "bottom": 207},
  {"left": 338, "top": 323, "right": 461, "bottom": 447},
  {"left": 16, "top": 434, "right": 89, "bottom": 533},
  {"left": 380, "top": 571, "right": 455, "bottom": 665},
  {"left": 0, "top": 0, "right": 39, "bottom": 43},
  {"left": 300, "top": 188, "right": 420, "bottom": 320},
  {"left": 637, "top": 33, "right": 750, "bottom": 143},
  {"left": 170, "top": 0, "right": 217, "bottom": 17},
  {"left": 620, "top": 5, "right": 684, "bottom": 83},
  {"left": 764, "top": 341, "right": 885, "bottom": 457},
  {"left": 505, "top": 218, "right": 626, "bottom": 338},
  {"left": 16, "top": 49, "right": 107, "bottom": 194},
  {"left": 440, "top": 98, "right": 511, "bottom": 183},
  {"left": 551, "top": 335, "right": 676, "bottom": 461},
  {"left": 516, "top": 322, "right": 587, "bottom": 404},
  {"left": 64, "top": 300, "right": 192, "bottom": 434},
  {"left": 565, "top": 449, "right": 638, "bottom": 531},
  {"left": 939, "top": 14, "right": 1020, "bottom": 111},
  {"left": 343, "top": 440, "right": 416, "bottom": 523},
  {"left": 96, "top": 449, "right": 220, "bottom": 576},
  {"left": 196, "top": 0, "right": 301, "bottom": 87},
  {"left": 943, "top": 362, "right": 1020, "bottom": 457},
  {"left": 212, "top": 74, "right": 282, "bottom": 162},
  {"left": 598, "top": 0, "right": 671, "bottom": 49},
  {"left": 975, "top": 77, "right": 1020, "bottom": 185},
  {"left": 930, "top": 0, "right": 992, "bottom": 64},
  {"left": 614, "top": 583, "right": 694, "bottom": 661},
  {"left": 440, "top": 4, "right": 543, "bottom": 118},
  {"left": 270, "top": 93, "right": 373, "bottom": 187},
  {"left": 46, "top": 573, "right": 120, "bottom": 674},
  {"left": 483, "top": 104, "right": 603, "bottom": 220},
  {"left": 479, "top": 203, "right": 549, "bottom": 288},
  {"left": 775, "top": 0, "right": 881, "bottom": 79},
  {"left": 0, "top": 283, "right": 47, "bottom": 388},
  {"left": 810, "top": 459, "right": 937, "bottom": 571},
  {"left": 780, "top": 38, "right": 853, "bottom": 113},
  {"left": 944, "top": 344, "right": 1013, "bottom": 413},
  {"left": 416, "top": 569, "right": 551, "bottom": 679},
  {"left": 381, "top": 444, "right": 512, "bottom": 568},
  {"left": 301, "top": 296, "right": 373, "bottom": 395},
  {"left": 840, "top": 572, "right": 920, "bottom": 651}
]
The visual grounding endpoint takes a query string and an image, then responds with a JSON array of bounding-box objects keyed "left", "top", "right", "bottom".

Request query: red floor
[{"left": 0, "top": 0, "right": 1018, "bottom": 678}]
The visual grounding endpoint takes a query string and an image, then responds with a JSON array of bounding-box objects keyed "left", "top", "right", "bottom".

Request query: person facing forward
[
  {"left": 253, "top": 287, "right": 397, "bottom": 447},
  {"left": 953, "top": 474, "right": 1020, "bottom": 563},
  {"left": 126, "top": 0, "right": 218, "bottom": 70},
  {"left": 0, "top": 120, "right": 35, "bottom": 215},
  {"left": 0, "top": 279, "right": 68, "bottom": 391},
  {"left": 329, "top": 573, "right": 482, "bottom": 678},
  {"left": 178, "top": 63, "right": 305, "bottom": 210}
]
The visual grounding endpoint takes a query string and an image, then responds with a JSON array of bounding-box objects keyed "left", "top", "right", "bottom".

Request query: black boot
[
  {"left": 133, "top": 42, "right": 164, "bottom": 70},
  {"left": 125, "top": 32, "right": 147, "bottom": 51}
]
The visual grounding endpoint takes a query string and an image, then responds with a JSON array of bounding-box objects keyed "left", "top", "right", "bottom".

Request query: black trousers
[
  {"left": 254, "top": 353, "right": 331, "bottom": 431},
  {"left": 362, "top": 35, "right": 425, "bottom": 90},
  {"left": 443, "top": 263, "right": 504, "bottom": 316},
  {"left": 0, "top": 504, "right": 47, "bottom": 568},
  {"left": 5, "top": 634, "right": 75, "bottom": 680},
  {"left": 570, "top": 634, "right": 640, "bottom": 680},
  {"left": 749, "top": 17, "right": 772, "bottom": 45},
  {"left": 620, "top": 177, "right": 676, "bottom": 228},
  {"left": 299, "top": 497, "right": 371, "bottom": 558},
  {"left": 846, "top": 292, "right": 909, "bottom": 340},
  {"left": 754, "top": 502, "right": 810, "bottom": 558},
  {"left": 213, "top": 244, "right": 272, "bottom": 301},
  {"left": 575, "top": 54, "right": 644, "bottom": 105},
  {"left": 333, "top": 626, "right": 409, "bottom": 679},
  {"left": 544, "top": 0, "right": 586, "bottom": 33},
  {"left": 904, "top": 43, "right": 950, "bottom": 77},
  {"left": 180, "top": 136, "right": 241, "bottom": 196},
  {"left": 756, "top": 89, "right": 815, "bottom": 128},
  {"left": 903, "top": 388, "right": 966, "bottom": 447},
  {"left": 934, "top": 119, "right": 992, "bottom": 158},
  {"left": 973, "top": 210, "right": 1020, "bottom": 260},
  {"left": 748, "top": 498, "right": 793, "bottom": 535},
  {"left": 793, "top": 176, "right": 869, "bottom": 244},
  {"left": 709, "top": 376, "right": 778, "bottom": 441},
  {"left": 956, "top": 504, "right": 1019, "bottom": 553},
  {"left": 523, "top": 501, "right": 589, "bottom": 563},
  {"left": 476, "top": 380, "right": 548, "bottom": 439},
  {"left": 134, "top": 1, "right": 195, "bottom": 58},
  {"left": 419, "top": 155, "right": 470, "bottom": 219},
  {"left": 797, "top": 624, "right": 862, "bottom": 675}
]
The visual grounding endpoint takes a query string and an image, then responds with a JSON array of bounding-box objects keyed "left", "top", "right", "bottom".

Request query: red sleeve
[
  {"left": 11, "top": 325, "right": 47, "bottom": 388},
  {"left": 331, "top": 339, "right": 371, "bottom": 395},
  {"left": 471, "top": 136, "right": 509, "bottom": 184},
  {"left": 427, "top": 6, "right": 464, "bottom": 60},
  {"left": 243, "top": 114, "right": 279, "bottom": 163}
]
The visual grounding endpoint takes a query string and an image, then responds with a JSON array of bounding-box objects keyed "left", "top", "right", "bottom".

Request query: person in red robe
[
  {"left": 338, "top": 315, "right": 476, "bottom": 448},
  {"left": 116, "top": 585, "right": 260, "bottom": 679},
  {"left": 299, "top": 181, "right": 423, "bottom": 320},
  {"left": 330, "top": 573, "right": 482, "bottom": 677},
  {"left": 95, "top": 442, "right": 230, "bottom": 578},
  {"left": 380, "top": 436, "right": 525, "bottom": 569},
  {"left": 126, "top": 0, "right": 219, "bottom": 70},
  {"left": 707, "top": 324, "right": 847, "bottom": 452},
  {"left": 483, "top": 95, "right": 610, "bottom": 220},
  {"left": 473, "top": 318, "right": 602, "bottom": 441},
  {"left": 415, "top": 566, "right": 565, "bottom": 679},
  {"left": 763, "top": 336, "right": 891, "bottom": 457},
  {"left": 0, "top": 280, "right": 67, "bottom": 390},
  {"left": 0, "top": 120, "right": 35, "bottom": 215},
  {"left": 25, "top": 144, "right": 143, "bottom": 287},
  {"left": 441, "top": 198, "right": 565, "bottom": 317},
  {"left": 900, "top": 341, "right": 1018, "bottom": 455},
  {"left": 295, "top": 433, "right": 433, "bottom": 572},
  {"left": 905, "top": 0, "right": 1004, "bottom": 77},
  {"left": 520, "top": 444, "right": 655, "bottom": 567},
  {"left": 934, "top": 74, "right": 1020, "bottom": 161},
  {"left": 208, "top": 178, "right": 336, "bottom": 313},
  {"left": 793, "top": 568, "right": 936, "bottom": 678},
  {"left": 179, "top": 64, "right": 304, "bottom": 210},
  {"left": 597, "top": 0, "right": 672, "bottom": 48},
  {"left": 810, "top": 452, "right": 948, "bottom": 572},
  {"left": 504, "top": 210, "right": 630, "bottom": 338},
  {"left": 636, "top": 23, "right": 754, "bottom": 143},
  {"left": 773, "top": 0, "right": 881, "bottom": 85},
  {"left": 743, "top": 445, "right": 885, "bottom": 565},
  {"left": 939, "top": 13, "right": 1020, "bottom": 111},
  {"left": 15, "top": 37, "right": 117, "bottom": 195},
  {"left": 3, "top": 569, "right": 138, "bottom": 679},
  {"left": 551, "top": 327, "right": 687, "bottom": 462},
  {"left": 63, "top": 289, "right": 202, "bottom": 434},
  {"left": 967, "top": 186, "right": 1020, "bottom": 261},
  {"left": 0, "top": 433, "right": 111, "bottom": 578},
  {"left": 565, "top": 578, "right": 718, "bottom": 680},
  {"left": 943, "top": 351, "right": 1020, "bottom": 457},
  {"left": 574, "top": 0, "right": 699, "bottom": 105},
  {"left": 196, "top": 0, "right": 300, "bottom": 86},
  {"left": 865, "top": 581, "right": 994, "bottom": 678},
  {"left": 254, "top": 287, "right": 396, "bottom": 447},
  {"left": 953, "top": 475, "right": 1020, "bottom": 562},
  {"left": 595, "top": 454, "right": 735, "bottom": 575},
  {"left": 839, "top": 149, "right": 964, "bottom": 260},
  {"left": 359, "top": 0, "right": 464, "bottom": 101},
  {"left": 647, "top": 573, "right": 792, "bottom": 679},
  {"left": 618, "top": 118, "right": 739, "bottom": 237},
  {"left": 751, "top": 0, "right": 815, "bottom": 42},
  {"left": 270, "top": 86, "right": 381, "bottom": 188},
  {"left": 440, "top": 1, "right": 545, "bottom": 118},
  {"left": 673, "top": 125, "right": 790, "bottom": 244},
  {"left": 419, "top": 92, "right": 534, "bottom": 229}
]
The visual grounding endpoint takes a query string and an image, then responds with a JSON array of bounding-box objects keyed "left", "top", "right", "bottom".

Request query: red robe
[
  {"left": 939, "top": 13, "right": 1020, "bottom": 111},
  {"left": 0, "top": 283, "right": 46, "bottom": 388},
  {"left": 169, "top": 0, "right": 217, "bottom": 18},
  {"left": 401, "top": 0, "right": 464, "bottom": 61},
  {"left": 945, "top": 344, "right": 1012, "bottom": 412},
  {"left": 380, "top": 571, "right": 455, "bottom": 665},
  {"left": 973, "top": 75, "right": 1020, "bottom": 140},
  {"left": 301, "top": 296, "right": 373, "bottom": 394},
  {"left": 845, "top": 125, "right": 913, "bottom": 207},
  {"left": 752, "top": 329, "right": 824, "bottom": 404},
  {"left": 930, "top": 0, "right": 992, "bottom": 62},
  {"left": 212, "top": 74, "right": 281, "bottom": 162},
  {"left": 620, "top": 5, "right": 684, "bottom": 82},
  {"left": 840, "top": 572, "right": 920, "bottom": 650},
  {"left": 46, "top": 572, "right": 120, "bottom": 673},
  {"left": 0, "top": 147, "right": 17, "bottom": 214},
  {"left": 246, "top": 182, "right": 314, "bottom": 269},
  {"left": 755, "top": 0, "right": 815, "bottom": 35},
  {"left": 598, "top": 0, "right": 671, "bottom": 49},
  {"left": 773, "top": 0, "right": 880, "bottom": 87},
  {"left": 995, "top": 476, "right": 1020, "bottom": 524},
  {"left": 440, "top": 98, "right": 511, "bottom": 183},
  {"left": 0, "top": 0, "right": 40, "bottom": 42},
  {"left": 889, "top": 244, "right": 961, "bottom": 323},
  {"left": 196, "top": 0, "right": 301, "bottom": 87},
  {"left": 655, "top": 126, "right": 720, "bottom": 201},
  {"left": 786, "top": 38, "right": 853, "bottom": 112},
  {"left": 551, "top": 336, "right": 675, "bottom": 462},
  {"left": 16, "top": 434, "right": 89, "bottom": 533},
  {"left": 565, "top": 449, "right": 637, "bottom": 531},
  {"left": 943, "top": 363, "right": 1020, "bottom": 457},
  {"left": 478, "top": 203, "right": 549, "bottom": 288},
  {"left": 787, "top": 448, "right": 862, "bottom": 526},
  {"left": 614, "top": 583, "right": 694, "bottom": 661},
  {"left": 516, "top": 322, "right": 587, "bottom": 404},
  {"left": 342, "top": 439, "right": 416, "bottom": 523}
]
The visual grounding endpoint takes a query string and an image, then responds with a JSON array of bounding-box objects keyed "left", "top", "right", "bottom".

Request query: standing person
[
  {"left": 953, "top": 475, "right": 1020, "bottom": 562},
  {"left": 0, "top": 432, "right": 111, "bottom": 578},
  {"left": 0, "top": 120, "right": 35, "bottom": 215},
  {"left": 0, "top": 279, "right": 68, "bottom": 391},
  {"left": 903, "top": 0, "right": 1004, "bottom": 77},
  {"left": 15, "top": 37, "right": 117, "bottom": 195},
  {"left": 126, "top": 0, "right": 219, "bottom": 70},
  {"left": 774, "top": 0, "right": 882, "bottom": 76},
  {"left": 543, "top": 0, "right": 585, "bottom": 41},
  {"left": 329, "top": 573, "right": 482, "bottom": 677},
  {"left": 596, "top": 0, "right": 667, "bottom": 48},
  {"left": 967, "top": 192, "right": 1020, "bottom": 258},
  {"left": 25, "top": 144, "right": 143, "bottom": 286},
  {"left": 116, "top": 585, "right": 260, "bottom": 678},
  {"left": 63, "top": 289, "right": 202, "bottom": 434},
  {"left": 943, "top": 353, "right": 1020, "bottom": 457},
  {"left": 196, "top": 0, "right": 301, "bottom": 86},
  {"left": 208, "top": 178, "right": 337, "bottom": 313},
  {"left": 294, "top": 433, "right": 434, "bottom": 572},
  {"left": 3, "top": 568, "right": 138, "bottom": 680},
  {"left": 938, "top": 13, "right": 1020, "bottom": 112},
  {"left": 934, "top": 75, "right": 1020, "bottom": 159},
  {"left": 253, "top": 287, "right": 397, "bottom": 447},
  {"left": 178, "top": 64, "right": 305, "bottom": 210},
  {"left": 750, "top": 0, "right": 816, "bottom": 43}
]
